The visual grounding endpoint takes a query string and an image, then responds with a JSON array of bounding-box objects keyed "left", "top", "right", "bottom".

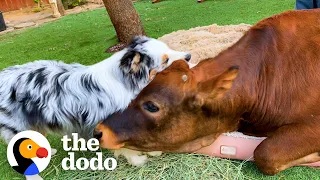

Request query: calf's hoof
[{"left": 257, "top": 163, "right": 281, "bottom": 176}]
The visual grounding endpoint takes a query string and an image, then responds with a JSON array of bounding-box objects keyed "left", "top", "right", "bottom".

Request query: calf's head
[{"left": 95, "top": 60, "right": 239, "bottom": 152}]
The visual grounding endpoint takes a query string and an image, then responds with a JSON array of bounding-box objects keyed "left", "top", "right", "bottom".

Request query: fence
[{"left": 0, "top": 0, "right": 49, "bottom": 12}]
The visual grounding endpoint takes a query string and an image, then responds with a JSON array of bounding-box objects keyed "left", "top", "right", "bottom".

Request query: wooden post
[
  {"left": 102, "top": 0, "right": 145, "bottom": 44},
  {"left": 56, "top": 0, "right": 66, "bottom": 16},
  {"left": 49, "top": 0, "right": 61, "bottom": 18}
]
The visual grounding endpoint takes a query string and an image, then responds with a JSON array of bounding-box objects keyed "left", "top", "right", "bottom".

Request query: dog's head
[{"left": 119, "top": 36, "right": 192, "bottom": 84}]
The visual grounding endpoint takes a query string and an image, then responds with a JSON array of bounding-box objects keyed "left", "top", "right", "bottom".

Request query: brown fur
[{"left": 96, "top": 9, "right": 320, "bottom": 175}]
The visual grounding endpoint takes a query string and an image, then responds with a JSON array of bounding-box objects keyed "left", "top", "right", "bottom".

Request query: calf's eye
[{"left": 143, "top": 101, "right": 159, "bottom": 113}]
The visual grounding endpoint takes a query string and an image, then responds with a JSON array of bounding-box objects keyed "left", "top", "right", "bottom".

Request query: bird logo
[{"left": 7, "top": 131, "right": 51, "bottom": 176}]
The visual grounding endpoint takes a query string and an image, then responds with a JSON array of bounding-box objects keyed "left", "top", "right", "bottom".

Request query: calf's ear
[{"left": 197, "top": 66, "right": 239, "bottom": 100}]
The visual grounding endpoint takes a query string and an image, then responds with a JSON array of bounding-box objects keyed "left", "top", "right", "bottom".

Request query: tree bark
[
  {"left": 102, "top": 0, "right": 145, "bottom": 44},
  {"left": 56, "top": 0, "right": 66, "bottom": 16}
]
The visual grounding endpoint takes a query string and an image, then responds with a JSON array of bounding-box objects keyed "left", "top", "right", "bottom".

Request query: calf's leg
[{"left": 254, "top": 123, "right": 320, "bottom": 175}]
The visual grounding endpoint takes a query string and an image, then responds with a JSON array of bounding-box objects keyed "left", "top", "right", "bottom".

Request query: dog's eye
[
  {"left": 165, "top": 58, "right": 169, "bottom": 63},
  {"left": 143, "top": 101, "right": 159, "bottom": 113}
]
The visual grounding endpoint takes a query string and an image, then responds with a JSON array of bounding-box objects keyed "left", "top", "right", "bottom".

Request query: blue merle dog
[{"left": 0, "top": 36, "right": 191, "bottom": 146}]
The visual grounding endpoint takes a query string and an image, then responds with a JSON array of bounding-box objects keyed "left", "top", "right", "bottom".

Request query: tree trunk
[
  {"left": 56, "top": 0, "right": 66, "bottom": 16},
  {"left": 102, "top": 0, "right": 145, "bottom": 45}
]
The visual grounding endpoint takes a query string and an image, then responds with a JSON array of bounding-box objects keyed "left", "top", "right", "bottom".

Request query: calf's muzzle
[{"left": 94, "top": 123, "right": 125, "bottom": 150}]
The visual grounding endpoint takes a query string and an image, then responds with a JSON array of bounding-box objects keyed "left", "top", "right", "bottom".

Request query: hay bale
[{"left": 159, "top": 24, "right": 251, "bottom": 65}]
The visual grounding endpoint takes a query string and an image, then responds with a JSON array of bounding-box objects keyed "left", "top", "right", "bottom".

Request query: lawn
[{"left": 0, "top": 0, "right": 319, "bottom": 179}]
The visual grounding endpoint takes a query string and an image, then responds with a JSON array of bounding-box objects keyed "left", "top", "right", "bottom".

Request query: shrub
[
  {"left": 62, "top": 0, "right": 87, "bottom": 9},
  {"left": 33, "top": 7, "right": 42, "bottom": 12}
]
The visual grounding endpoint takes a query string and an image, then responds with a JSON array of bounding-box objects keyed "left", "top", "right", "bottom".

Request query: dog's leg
[
  {"left": 254, "top": 123, "right": 320, "bottom": 175},
  {"left": 25, "top": 174, "right": 43, "bottom": 180},
  {"left": 51, "top": 148, "right": 57, "bottom": 156},
  {"left": 38, "top": 131, "right": 57, "bottom": 156},
  {"left": 0, "top": 124, "right": 17, "bottom": 143}
]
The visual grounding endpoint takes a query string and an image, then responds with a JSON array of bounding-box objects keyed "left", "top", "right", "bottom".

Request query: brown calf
[{"left": 95, "top": 9, "right": 320, "bottom": 175}]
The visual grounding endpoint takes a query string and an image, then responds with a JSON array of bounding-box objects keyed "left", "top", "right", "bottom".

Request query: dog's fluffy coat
[{"left": 0, "top": 36, "right": 190, "bottom": 143}]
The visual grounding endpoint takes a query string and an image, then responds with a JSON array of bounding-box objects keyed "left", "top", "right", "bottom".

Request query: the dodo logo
[{"left": 7, "top": 131, "right": 51, "bottom": 176}]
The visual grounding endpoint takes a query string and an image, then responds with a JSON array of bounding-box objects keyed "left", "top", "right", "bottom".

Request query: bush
[
  {"left": 62, "top": 0, "right": 87, "bottom": 9},
  {"left": 33, "top": 7, "right": 42, "bottom": 12}
]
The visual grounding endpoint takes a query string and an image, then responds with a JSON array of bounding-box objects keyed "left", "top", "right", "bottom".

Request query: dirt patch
[
  {"left": 159, "top": 24, "right": 251, "bottom": 64},
  {"left": 0, "top": 3, "right": 104, "bottom": 35}
]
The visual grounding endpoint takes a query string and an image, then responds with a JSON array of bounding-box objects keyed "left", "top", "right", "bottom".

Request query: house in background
[{"left": 0, "top": 0, "right": 49, "bottom": 12}]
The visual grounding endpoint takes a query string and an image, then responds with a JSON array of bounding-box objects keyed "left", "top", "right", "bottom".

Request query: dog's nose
[
  {"left": 93, "top": 130, "right": 103, "bottom": 140},
  {"left": 185, "top": 54, "right": 191, "bottom": 61}
]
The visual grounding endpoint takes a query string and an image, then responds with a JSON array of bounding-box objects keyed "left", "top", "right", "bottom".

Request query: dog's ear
[
  {"left": 149, "top": 68, "right": 157, "bottom": 81},
  {"left": 120, "top": 50, "right": 154, "bottom": 77},
  {"left": 130, "top": 52, "right": 142, "bottom": 73},
  {"left": 120, "top": 51, "right": 141, "bottom": 73}
]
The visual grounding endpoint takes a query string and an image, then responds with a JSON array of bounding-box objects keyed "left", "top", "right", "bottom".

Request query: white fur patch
[
  {"left": 147, "top": 151, "right": 163, "bottom": 157},
  {"left": 0, "top": 127, "right": 15, "bottom": 143},
  {"left": 51, "top": 148, "right": 57, "bottom": 156},
  {"left": 25, "top": 174, "right": 43, "bottom": 180},
  {"left": 114, "top": 148, "right": 163, "bottom": 166}
]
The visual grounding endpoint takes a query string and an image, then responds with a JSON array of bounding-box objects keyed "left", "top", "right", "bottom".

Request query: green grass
[{"left": 0, "top": 0, "right": 319, "bottom": 179}]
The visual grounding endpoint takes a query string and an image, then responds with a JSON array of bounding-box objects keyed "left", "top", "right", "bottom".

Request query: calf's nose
[
  {"left": 93, "top": 130, "right": 103, "bottom": 140},
  {"left": 94, "top": 123, "right": 125, "bottom": 150}
]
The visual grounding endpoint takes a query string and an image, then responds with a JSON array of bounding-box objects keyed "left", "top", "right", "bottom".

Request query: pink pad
[{"left": 195, "top": 132, "right": 320, "bottom": 167}]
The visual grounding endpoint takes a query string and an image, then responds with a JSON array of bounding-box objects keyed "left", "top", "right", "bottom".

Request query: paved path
[{"left": 0, "top": 3, "right": 104, "bottom": 35}]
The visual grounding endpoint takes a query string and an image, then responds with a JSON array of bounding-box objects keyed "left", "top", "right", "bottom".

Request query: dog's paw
[
  {"left": 25, "top": 174, "right": 43, "bottom": 180},
  {"left": 146, "top": 151, "right": 162, "bottom": 157},
  {"left": 51, "top": 148, "right": 57, "bottom": 156}
]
